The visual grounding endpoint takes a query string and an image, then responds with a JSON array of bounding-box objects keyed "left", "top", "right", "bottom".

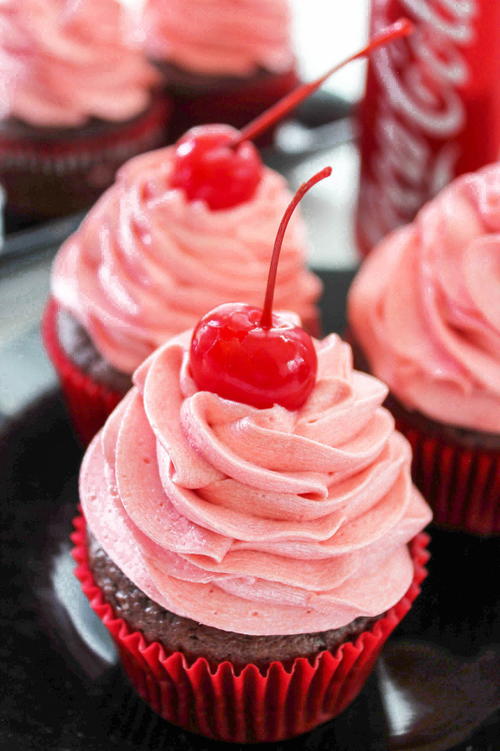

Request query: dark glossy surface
[{"left": 1, "top": 271, "right": 499, "bottom": 751}]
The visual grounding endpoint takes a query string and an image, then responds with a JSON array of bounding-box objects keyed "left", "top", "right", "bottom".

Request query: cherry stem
[
  {"left": 260, "top": 166, "right": 332, "bottom": 329},
  {"left": 233, "top": 18, "right": 413, "bottom": 148}
]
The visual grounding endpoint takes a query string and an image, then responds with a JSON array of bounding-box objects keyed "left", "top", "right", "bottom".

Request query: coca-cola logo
[
  {"left": 361, "top": 0, "right": 478, "bottom": 246},
  {"left": 372, "top": 0, "right": 477, "bottom": 137}
]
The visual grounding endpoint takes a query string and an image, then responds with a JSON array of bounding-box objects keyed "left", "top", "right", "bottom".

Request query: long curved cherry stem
[
  {"left": 260, "top": 166, "right": 332, "bottom": 329},
  {"left": 233, "top": 18, "right": 413, "bottom": 148}
]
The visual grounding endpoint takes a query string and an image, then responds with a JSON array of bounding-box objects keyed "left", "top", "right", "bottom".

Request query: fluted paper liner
[
  {"left": 393, "top": 410, "right": 499, "bottom": 537},
  {"left": 349, "top": 336, "right": 499, "bottom": 537},
  {"left": 72, "top": 513, "right": 429, "bottom": 743}
]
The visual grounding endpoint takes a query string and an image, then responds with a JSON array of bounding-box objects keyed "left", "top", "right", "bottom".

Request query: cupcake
[
  {"left": 73, "top": 329, "right": 430, "bottom": 742},
  {"left": 0, "top": 0, "right": 169, "bottom": 222},
  {"left": 139, "top": 0, "right": 299, "bottom": 139},
  {"left": 348, "top": 162, "right": 500, "bottom": 536},
  {"left": 43, "top": 125, "right": 322, "bottom": 443},
  {"left": 72, "top": 169, "right": 431, "bottom": 742}
]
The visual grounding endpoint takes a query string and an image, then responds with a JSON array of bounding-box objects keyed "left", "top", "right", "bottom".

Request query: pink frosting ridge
[
  {"left": 81, "top": 331, "right": 431, "bottom": 635},
  {"left": 52, "top": 145, "right": 321, "bottom": 374},
  {"left": 0, "top": 0, "right": 159, "bottom": 127},
  {"left": 141, "top": 0, "right": 294, "bottom": 76},
  {"left": 349, "top": 162, "right": 500, "bottom": 434}
]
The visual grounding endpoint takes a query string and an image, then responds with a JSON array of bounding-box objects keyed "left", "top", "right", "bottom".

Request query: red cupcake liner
[
  {"left": 167, "top": 68, "right": 300, "bottom": 144},
  {"left": 42, "top": 298, "right": 126, "bottom": 445},
  {"left": 72, "top": 512, "right": 429, "bottom": 743},
  {"left": 393, "top": 411, "right": 500, "bottom": 537}
]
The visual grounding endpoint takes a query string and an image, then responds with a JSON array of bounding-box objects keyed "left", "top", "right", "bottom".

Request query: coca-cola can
[{"left": 356, "top": 0, "right": 500, "bottom": 255}]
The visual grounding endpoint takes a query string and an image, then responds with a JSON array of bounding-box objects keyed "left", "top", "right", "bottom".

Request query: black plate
[{"left": 1, "top": 271, "right": 499, "bottom": 751}]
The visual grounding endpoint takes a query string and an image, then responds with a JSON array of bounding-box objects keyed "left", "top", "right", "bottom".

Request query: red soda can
[{"left": 356, "top": 0, "right": 500, "bottom": 255}]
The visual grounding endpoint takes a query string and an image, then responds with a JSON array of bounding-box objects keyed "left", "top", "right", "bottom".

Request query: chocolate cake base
[
  {"left": 88, "top": 532, "right": 378, "bottom": 671},
  {"left": 56, "top": 308, "right": 132, "bottom": 394},
  {"left": 385, "top": 394, "right": 500, "bottom": 451},
  {"left": 0, "top": 96, "right": 169, "bottom": 221}
]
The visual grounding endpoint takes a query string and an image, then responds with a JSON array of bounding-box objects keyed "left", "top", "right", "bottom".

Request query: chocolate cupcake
[
  {"left": 73, "top": 170, "right": 431, "bottom": 740},
  {"left": 0, "top": 0, "right": 169, "bottom": 222},
  {"left": 348, "top": 162, "right": 500, "bottom": 535},
  {"left": 138, "top": 0, "right": 299, "bottom": 139},
  {"left": 43, "top": 129, "right": 322, "bottom": 443},
  {"left": 87, "top": 531, "right": 378, "bottom": 671},
  {"left": 73, "top": 322, "right": 431, "bottom": 742}
]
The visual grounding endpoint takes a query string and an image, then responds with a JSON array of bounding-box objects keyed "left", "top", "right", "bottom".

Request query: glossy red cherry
[
  {"left": 170, "top": 124, "right": 262, "bottom": 211},
  {"left": 190, "top": 167, "right": 332, "bottom": 411},
  {"left": 190, "top": 304, "right": 317, "bottom": 411}
]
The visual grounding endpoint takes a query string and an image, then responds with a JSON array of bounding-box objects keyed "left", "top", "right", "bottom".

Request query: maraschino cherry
[
  {"left": 170, "top": 19, "right": 412, "bottom": 211},
  {"left": 170, "top": 125, "right": 262, "bottom": 210},
  {"left": 189, "top": 167, "right": 332, "bottom": 411}
]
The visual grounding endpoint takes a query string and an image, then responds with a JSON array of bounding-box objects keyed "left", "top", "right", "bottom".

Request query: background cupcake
[
  {"left": 73, "top": 329, "right": 431, "bottom": 742},
  {"left": 0, "top": 0, "right": 169, "bottom": 223},
  {"left": 139, "top": 0, "right": 299, "bottom": 138},
  {"left": 44, "top": 134, "right": 322, "bottom": 443},
  {"left": 348, "top": 162, "right": 500, "bottom": 536}
]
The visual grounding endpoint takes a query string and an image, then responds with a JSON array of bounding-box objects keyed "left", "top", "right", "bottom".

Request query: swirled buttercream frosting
[
  {"left": 141, "top": 0, "right": 294, "bottom": 76},
  {"left": 81, "top": 331, "right": 431, "bottom": 635},
  {"left": 52, "top": 146, "right": 321, "bottom": 374},
  {"left": 0, "top": 0, "right": 159, "bottom": 127},
  {"left": 349, "top": 163, "right": 500, "bottom": 434}
]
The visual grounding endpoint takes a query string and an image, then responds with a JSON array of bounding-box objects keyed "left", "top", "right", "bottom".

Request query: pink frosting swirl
[
  {"left": 81, "top": 331, "right": 431, "bottom": 635},
  {"left": 349, "top": 163, "right": 500, "bottom": 434},
  {"left": 0, "top": 0, "right": 159, "bottom": 127},
  {"left": 141, "top": 0, "right": 294, "bottom": 76},
  {"left": 52, "top": 146, "right": 321, "bottom": 374}
]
